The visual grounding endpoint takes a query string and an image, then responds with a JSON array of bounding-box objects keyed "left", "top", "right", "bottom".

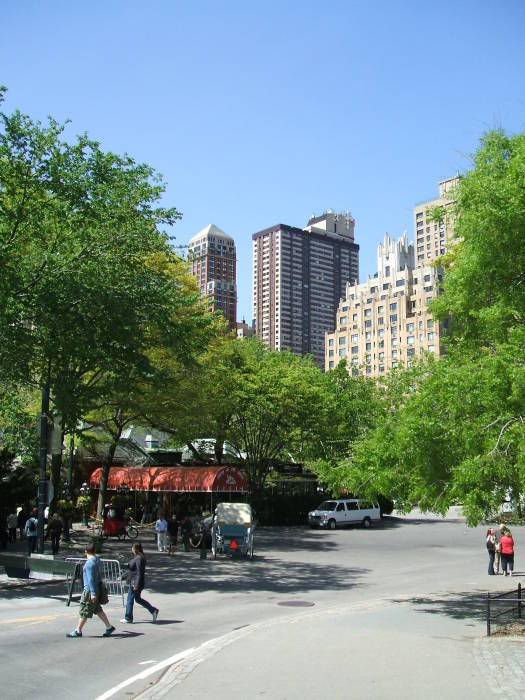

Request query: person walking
[
  {"left": 500, "top": 527, "right": 515, "bottom": 576},
  {"left": 17, "top": 508, "right": 28, "bottom": 541},
  {"left": 46, "top": 513, "right": 63, "bottom": 555},
  {"left": 181, "top": 515, "right": 192, "bottom": 552},
  {"left": 486, "top": 528, "right": 497, "bottom": 575},
  {"left": 155, "top": 513, "right": 168, "bottom": 552},
  {"left": 120, "top": 542, "right": 159, "bottom": 624},
  {"left": 167, "top": 515, "right": 179, "bottom": 556},
  {"left": 24, "top": 508, "right": 38, "bottom": 555},
  {"left": 7, "top": 512, "right": 18, "bottom": 543},
  {"left": 66, "top": 542, "right": 115, "bottom": 638}
]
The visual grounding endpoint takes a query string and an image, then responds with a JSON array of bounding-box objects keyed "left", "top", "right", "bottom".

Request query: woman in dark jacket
[{"left": 120, "top": 543, "right": 159, "bottom": 624}]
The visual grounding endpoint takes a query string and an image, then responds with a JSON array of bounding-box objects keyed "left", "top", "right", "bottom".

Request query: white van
[{"left": 308, "top": 499, "right": 381, "bottom": 529}]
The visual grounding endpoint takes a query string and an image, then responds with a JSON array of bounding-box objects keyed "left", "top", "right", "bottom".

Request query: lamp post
[
  {"left": 62, "top": 481, "right": 71, "bottom": 542},
  {"left": 79, "top": 482, "right": 90, "bottom": 526}
]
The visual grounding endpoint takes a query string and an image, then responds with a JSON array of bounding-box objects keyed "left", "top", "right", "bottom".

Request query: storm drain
[{"left": 278, "top": 600, "right": 315, "bottom": 607}]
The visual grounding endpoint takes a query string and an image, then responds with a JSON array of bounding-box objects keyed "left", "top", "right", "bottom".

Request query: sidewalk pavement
[{"left": 135, "top": 596, "right": 525, "bottom": 700}]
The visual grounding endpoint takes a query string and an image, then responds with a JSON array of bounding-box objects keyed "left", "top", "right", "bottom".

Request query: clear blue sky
[{"left": 2, "top": 1, "right": 524, "bottom": 322}]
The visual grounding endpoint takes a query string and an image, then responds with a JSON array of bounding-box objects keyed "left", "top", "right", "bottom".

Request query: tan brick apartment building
[{"left": 325, "top": 177, "right": 458, "bottom": 376}]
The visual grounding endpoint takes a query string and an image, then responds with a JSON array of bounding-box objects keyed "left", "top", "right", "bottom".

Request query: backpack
[{"left": 28, "top": 518, "right": 36, "bottom": 534}]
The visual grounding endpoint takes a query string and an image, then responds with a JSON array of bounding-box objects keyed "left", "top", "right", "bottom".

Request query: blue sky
[{"left": 2, "top": 1, "right": 524, "bottom": 322}]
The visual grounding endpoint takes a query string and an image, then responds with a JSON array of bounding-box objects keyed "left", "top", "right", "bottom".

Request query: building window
[
  {"left": 378, "top": 306, "right": 384, "bottom": 314},
  {"left": 390, "top": 314, "right": 397, "bottom": 323},
  {"left": 396, "top": 279, "right": 405, "bottom": 287},
  {"left": 328, "top": 338, "right": 334, "bottom": 346},
  {"left": 366, "top": 342, "right": 371, "bottom": 351},
  {"left": 407, "top": 335, "right": 415, "bottom": 345},
  {"left": 428, "top": 345, "right": 435, "bottom": 353},
  {"left": 339, "top": 337, "right": 346, "bottom": 345},
  {"left": 427, "top": 332, "right": 434, "bottom": 341},
  {"left": 379, "top": 364, "right": 385, "bottom": 372},
  {"left": 339, "top": 348, "right": 347, "bottom": 356},
  {"left": 379, "top": 351, "right": 384, "bottom": 360},
  {"left": 392, "top": 350, "right": 398, "bottom": 358},
  {"left": 340, "top": 316, "right": 347, "bottom": 324},
  {"left": 390, "top": 303, "right": 397, "bottom": 311},
  {"left": 364, "top": 309, "right": 372, "bottom": 317},
  {"left": 378, "top": 329, "right": 384, "bottom": 338},
  {"left": 353, "top": 314, "right": 358, "bottom": 322},
  {"left": 329, "top": 349, "right": 334, "bottom": 357},
  {"left": 365, "top": 331, "right": 372, "bottom": 340},
  {"left": 427, "top": 319, "right": 434, "bottom": 328},
  {"left": 351, "top": 334, "right": 358, "bottom": 343},
  {"left": 365, "top": 320, "right": 372, "bottom": 328},
  {"left": 377, "top": 316, "right": 384, "bottom": 325},
  {"left": 329, "top": 361, "right": 334, "bottom": 369},
  {"left": 407, "top": 323, "right": 414, "bottom": 332},
  {"left": 351, "top": 346, "right": 358, "bottom": 354}
]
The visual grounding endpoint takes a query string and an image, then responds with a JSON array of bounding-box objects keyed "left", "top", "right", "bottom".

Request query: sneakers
[
  {"left": 67, "top": 630, "right": 82, "bottom": 638},
  {"left": 152, "top": 608, "right": 159, "bottom": 623},
  {"left": 103, "top": 625, "right": 116, "bottom": 637},
  {"left": 119, "top": 618, "right": 133, "bottom": 624}
]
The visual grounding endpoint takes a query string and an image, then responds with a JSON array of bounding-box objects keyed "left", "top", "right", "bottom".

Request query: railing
[
  {"left": 66, "top": 558, "right": 125, "bottom": 606},
  {"left": 486, "top": 583, "right": 522, "bottom": 636}
]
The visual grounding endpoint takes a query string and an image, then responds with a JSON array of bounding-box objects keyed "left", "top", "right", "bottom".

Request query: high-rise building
[
  {"left": 413, "top": 175, "right": 459, "bottom": 267},
  {"left": 187, "top": 224, "right": 237, "bottom": 328},
  {"left": 253, "top": 211, "right": 359, "bottom": 367},
  {"left": 325, "top": 232, "right": 443, "bottom": 376}
]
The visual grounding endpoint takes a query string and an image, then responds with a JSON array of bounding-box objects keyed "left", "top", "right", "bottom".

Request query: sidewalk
[{"left": 135, "top": 596, "right": 525, "bottom": 700}]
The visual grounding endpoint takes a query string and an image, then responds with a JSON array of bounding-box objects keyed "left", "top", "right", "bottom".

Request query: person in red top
[{"left": 500, "top": 528, "right": 515, "bottom": 576}]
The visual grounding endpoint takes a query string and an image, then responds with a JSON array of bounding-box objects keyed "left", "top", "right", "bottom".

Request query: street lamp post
[
  {"left": 79, "top": 482, "right": 90, "bottom": 526},
  {"left": 62, "top": 480, "right": 71, "bottom": 542}
]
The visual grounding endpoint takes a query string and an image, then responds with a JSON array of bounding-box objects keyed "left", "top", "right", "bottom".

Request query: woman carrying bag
[{"left": 121, "top": 542, "right": 159, "bottom": 624}]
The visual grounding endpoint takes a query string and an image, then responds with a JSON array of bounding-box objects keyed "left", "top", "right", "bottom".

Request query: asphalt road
[{"left": 1, "top": 509, "right": 522, "bottom": 700}]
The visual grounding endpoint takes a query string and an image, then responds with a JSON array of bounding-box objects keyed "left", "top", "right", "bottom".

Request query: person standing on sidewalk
[
  {"left": 167, "top": 514, "right": 179, "bottom": 556},
  {"left": 46, "top": 513, "right": 63, "bottom": 555},
  {"left": 7, "top": 512, "right": 18, "bottom": 543},
  {"left": 155, "top": 513, "right": 168, "bottom": 552},
  {"left": 500, "top": 528, "right": 515, "bottom": 576},
  {"left": 486, "top": 528, "right": 496, "bottom": 575},
  {"left": 120, "top": 543, "right": 159, "bottom": 624},
  {"left": 66, "top": 542, "right": 115, "bottom": 638},
  {"left": 24, "top": 509, "right": 38, "bottom": 555}
]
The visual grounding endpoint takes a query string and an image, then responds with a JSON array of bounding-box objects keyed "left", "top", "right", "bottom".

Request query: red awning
[{"left": 89, "top": 465, "right": 248, "bottom": 493}]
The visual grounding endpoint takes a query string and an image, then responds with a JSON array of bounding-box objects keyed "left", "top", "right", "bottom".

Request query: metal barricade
[{"left": 66, "top": 558, "right": 125, "bottom": 606}]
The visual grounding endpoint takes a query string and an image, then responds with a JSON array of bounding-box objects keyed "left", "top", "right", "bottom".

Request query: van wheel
[
  {"left": 362, "top": 517, "right": 371, "bottom": 528},
  {"left": 328, "top": 519, "right": 336, "bottom": 530}
]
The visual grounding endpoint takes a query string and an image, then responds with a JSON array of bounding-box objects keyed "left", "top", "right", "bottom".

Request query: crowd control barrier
[{"left": 66, "top": 557, "right": 125, "bottom": 606}]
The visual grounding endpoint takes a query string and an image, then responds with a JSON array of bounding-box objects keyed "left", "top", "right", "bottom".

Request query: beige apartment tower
[
  {"left": 413, "top": 175, "right": 459, "bottom": 267},
  {"left": 253, "top": 211, "right": 359, "bottom": 367},
  {"left": 325, "top": 232, "right": 443, "bottom": 376}
]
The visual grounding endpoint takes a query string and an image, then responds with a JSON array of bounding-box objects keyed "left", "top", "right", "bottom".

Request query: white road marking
[
  {"left": 93, "top": 648, "right": 195, "bottom": 700},
  {"left": 138, "top": 660, "right": 158, "bottom": 665}
]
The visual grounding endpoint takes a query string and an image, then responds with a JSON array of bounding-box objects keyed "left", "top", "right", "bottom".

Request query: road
[{"left": 1, "top": 509, "right": 523, "bottom": 699}]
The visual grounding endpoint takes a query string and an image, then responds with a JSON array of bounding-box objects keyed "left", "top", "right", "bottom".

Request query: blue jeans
[{"left": 125, "top": 586, "right": 155, "bottom": 621}]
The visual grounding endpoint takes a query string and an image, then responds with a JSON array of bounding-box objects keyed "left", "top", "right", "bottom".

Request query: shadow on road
[{"left": 391, "top": 590, "right": 490, "bottom": 627}]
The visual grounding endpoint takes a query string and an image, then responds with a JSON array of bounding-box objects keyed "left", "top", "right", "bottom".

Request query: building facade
[
  {"left": 325, "top": 232, "right": 443, "bottom": 376},
  {"left": 413, "top": 175, "right": 459, "bottom": 267},
  {"left": 252, "top": 211, "right": 359, "bottom": 367},
  {"left": 187, "top": 224, "right": 237, "bottom": 328}
]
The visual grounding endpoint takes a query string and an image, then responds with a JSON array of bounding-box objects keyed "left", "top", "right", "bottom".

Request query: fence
[
  {"left": 66, "top": 558, "right": 125, "bottom": 606},
  {"left": 486, "top": 583, "right": 522, "bottom": 636}
]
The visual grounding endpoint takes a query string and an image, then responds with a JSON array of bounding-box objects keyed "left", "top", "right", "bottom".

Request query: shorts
[{"left": 79, "top": 588, "right": 102, "bottom": 618}]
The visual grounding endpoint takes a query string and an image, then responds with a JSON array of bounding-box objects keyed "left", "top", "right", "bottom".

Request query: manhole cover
[{"left": 277, "top": 600, "right": 315, "bottom": 607}]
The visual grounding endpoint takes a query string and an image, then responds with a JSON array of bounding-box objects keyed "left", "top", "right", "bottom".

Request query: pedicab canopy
[
  {"left": 89, "top": 465, "right": 248, "bottom": 493},
  {"left": 215, "top": 502, "right": 252, "bottom": 526}
]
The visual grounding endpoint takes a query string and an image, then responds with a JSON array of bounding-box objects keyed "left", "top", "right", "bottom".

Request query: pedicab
[
  {"left": 97, "top": 514, "right": 138, "bottom": 540},
  {"left": 211, "top": 502, "right": 254, "bottom": 560}
]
